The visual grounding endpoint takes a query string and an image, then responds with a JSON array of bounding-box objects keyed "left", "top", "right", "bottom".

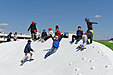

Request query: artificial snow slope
[{"left": 0, "top": 38, "right": 113, "bottom": 75}]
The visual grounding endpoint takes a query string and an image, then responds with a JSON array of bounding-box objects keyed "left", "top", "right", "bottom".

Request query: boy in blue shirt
[{"left": 70, "top": 26, "right": 83, "bottom": 44}]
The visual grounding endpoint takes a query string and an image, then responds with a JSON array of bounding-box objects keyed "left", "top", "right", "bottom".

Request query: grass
[{"left": 93, "top": 40, "right": 113, "bottom": 51}]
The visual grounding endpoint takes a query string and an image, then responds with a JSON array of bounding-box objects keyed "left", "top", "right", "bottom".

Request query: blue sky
[{"left": 0, "top": 0, "right": 113, "bottom": 40}]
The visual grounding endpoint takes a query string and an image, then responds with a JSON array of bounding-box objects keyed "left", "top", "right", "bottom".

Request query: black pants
[
  {"left": 72, "top": 35, "right": 82, "bottom": 43},
  {"left": 31, "top": 33, "right": 35, "bottom": 39},
  {"left": 7, "top": 39, "right": 11, "bottom": 42}
]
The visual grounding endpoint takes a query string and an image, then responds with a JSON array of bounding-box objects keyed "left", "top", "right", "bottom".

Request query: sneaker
[
  {"left": 81, "top": 46, "right": 86, "bottom": 49},
  {"left": 20, "top": 60, "right": 24, "bottom": 64},
  {"left": 78, "top": 46, "right": 82, "bottom": 48},
  {"left": 70, "top": 41, "right": 74, "bottom": 44},
  {"left": 75, "top": 42, "right": 78, "bottom": 44},
  {"left": 30, "top": 59, "right": 34, "bottom": 61},
  {"left": 44, "top": 56, "right": 47, "bottom": 59}
]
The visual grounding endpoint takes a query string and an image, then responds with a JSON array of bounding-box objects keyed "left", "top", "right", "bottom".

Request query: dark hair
[
  {"left": 14, "top": 32, "right": 17, "bottom": 34},
  {"left": 9, "top": 32, "right": 12, "bottom": 34},
  {"left": 78, "top": 26, "right": 81, "bottom": 29},
  {"left": 56, "top": 25, "right": 59, "bottom": 30},
  {"left": 28, "top": 40, "right": 31, "bottom": 43}
]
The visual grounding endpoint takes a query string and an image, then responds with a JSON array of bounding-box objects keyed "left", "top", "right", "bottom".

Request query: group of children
[
  {"left": 7, "top": 32, "right": 18, "bottom": 42},
  {"left": 70, "top": 17, "right": 98, "bottom": 49},
  {"left": 21, "top": 25, "right": 68, "bottom": 64},
  {"left": 20, "top": 18, "right": 98, "bottom": 64}
]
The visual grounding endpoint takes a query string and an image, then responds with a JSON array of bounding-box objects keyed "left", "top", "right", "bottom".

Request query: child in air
[{"left": 44, "top": 35, "right": 63, "bottom": 59}]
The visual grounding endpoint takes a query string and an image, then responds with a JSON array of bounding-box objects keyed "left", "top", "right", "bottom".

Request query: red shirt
[{"left": 55, "top": 30, "right": 61, "bottom": 36}]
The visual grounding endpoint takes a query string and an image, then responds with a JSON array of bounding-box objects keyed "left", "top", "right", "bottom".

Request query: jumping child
[
  {"left": 20, "top": 40, "right": 35, "bottom": 64},
  {"left": 44, "top": 35, "right": 63, "bottom": 59}
]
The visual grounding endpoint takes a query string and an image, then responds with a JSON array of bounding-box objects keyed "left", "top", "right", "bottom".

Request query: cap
[
  {"left": 48, "top": 27, "right": 52, "bottom": 30},
  {"left": 64, "top": 32, "right": 67, "bottom": 34},
  {"left": 43, "top": 29, "right": 46, "bottom": 31},
  {"left": 32, "top": 21, "right": 35, "bottom": 23}
]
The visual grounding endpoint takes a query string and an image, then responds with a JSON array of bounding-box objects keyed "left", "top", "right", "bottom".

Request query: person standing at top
[
  {"left": 28, "top": 21, "right": 37, "bottom": 39},
  {"left": 13, "top": 32, "right": 17, "bottom": 41},
  {"left": 85, "top": 18, "right": 98, "bottom": 43},
  {"left": 85, "top": 18, "right": 98, "bottom": 31}
]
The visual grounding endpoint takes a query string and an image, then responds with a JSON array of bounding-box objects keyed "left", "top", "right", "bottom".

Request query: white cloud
[
  {"left": 95, "top": 15, "right": 102, "bottom": 18},
  {"left": 0, "top": 23, "right": 8, "bottom": 26}
]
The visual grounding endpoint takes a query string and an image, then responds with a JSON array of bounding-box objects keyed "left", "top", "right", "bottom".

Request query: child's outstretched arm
[
  {"left": 29, "top": 45, "right": 34, "bottom": 52},
  {"left": 90, "top": 22, "right": 98, "bottom": 24},
  {"left": 59, "top": 36, "right": 63, "bottom": 42},
  {"left": 28, "top": 25, "right": 31, "bottom": 31},
  {"left": 51, "top": 37, "right": 54, "bottom": 41}
]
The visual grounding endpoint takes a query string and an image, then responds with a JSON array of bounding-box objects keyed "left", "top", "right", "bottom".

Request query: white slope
[{"left": 0, "top": 38, "right": 113, "bottom": 75}]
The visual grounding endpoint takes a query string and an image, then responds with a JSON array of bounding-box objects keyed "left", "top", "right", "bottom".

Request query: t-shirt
[{"left": 48, "top": 30, "right": 54, "bottom": 36}]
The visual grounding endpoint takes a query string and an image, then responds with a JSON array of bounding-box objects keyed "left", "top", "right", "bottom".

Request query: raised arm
[
  {"left": 28, "top": 24, "right": 31, "bottom": 31},
  {"left": 51, "top": 37, "right": 54, "bottom": 41},
  {"left": 90, "top": 22, "right": 98, "bottom": 24},
  {"left": 58, "top": 36, "right": 63, "bottom": 42}
]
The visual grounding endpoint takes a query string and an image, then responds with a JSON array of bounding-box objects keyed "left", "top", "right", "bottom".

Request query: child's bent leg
[
  {"left": 29, "top": 52, "right": 33, "bottom": 59},
  {"left": 72, "top": 35, "right": 76, "bottom": 42},
  {"left": 90, "top": 36, "right": 93, "bottom": 44},
  {"left": 76, "top": 36, "right": 81, "bottom": 44},
  {"left": 22, "top": 53, "right": 28, "bottom": 61},
  {"left": 82, "top": 35, "right": 88, "bottom": 47},
  {"left": 53, "top": 48, "right": 58, "bottom": 53},
  {"left": 45, "top": 47, "right": 54, "bottom": 58}
]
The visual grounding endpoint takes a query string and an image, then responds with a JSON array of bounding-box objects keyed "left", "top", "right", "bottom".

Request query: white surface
[{"left": 0, "top": 38, "right": 113, "bottom": 75}]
